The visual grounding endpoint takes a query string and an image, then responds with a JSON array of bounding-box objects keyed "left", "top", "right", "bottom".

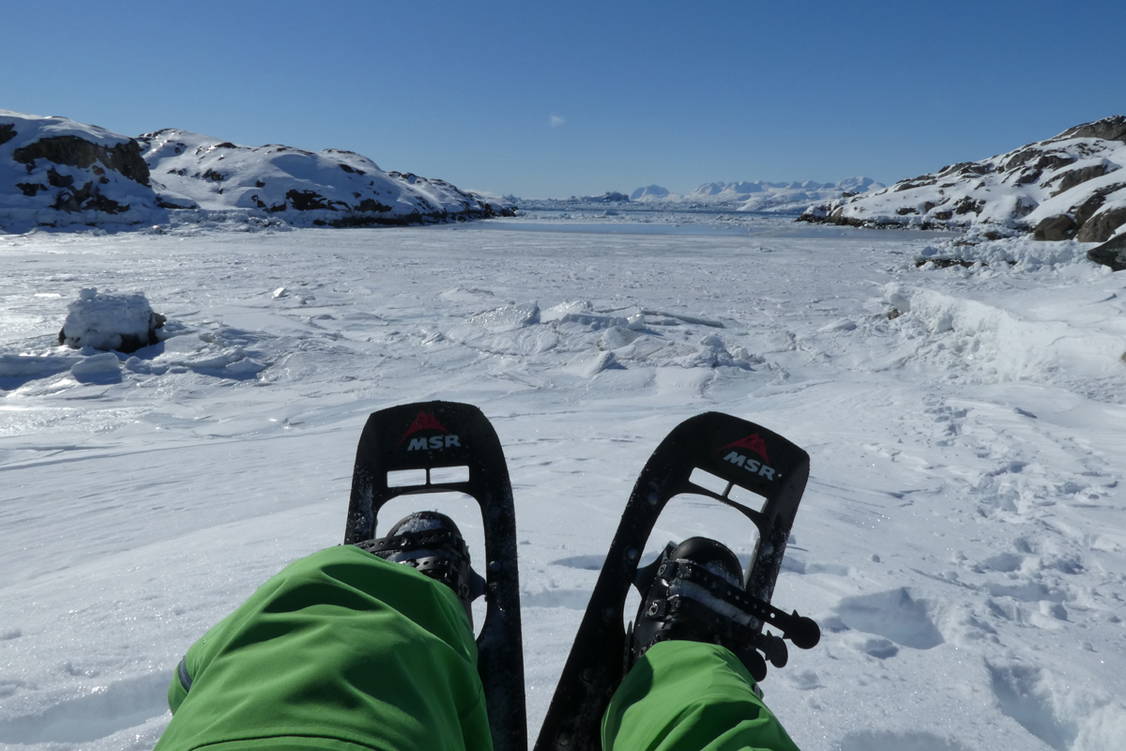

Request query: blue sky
[{"left": 3, "top": 0, "right": 1123, "bottom": 197}]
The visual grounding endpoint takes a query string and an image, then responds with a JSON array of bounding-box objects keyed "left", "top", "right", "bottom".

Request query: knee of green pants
[
  {"left": 602, "top": 641, "right": 800, "bottom": 751},
  {"left": 157, "top": 545, "right": 489, "bottom": 751}
]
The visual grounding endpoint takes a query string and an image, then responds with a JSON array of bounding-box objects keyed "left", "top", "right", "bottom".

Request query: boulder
[
  {"left": 1076, "top": 206, "right": 1126, "bottom": 243},
  {"left": 1033, "top": 214, "right": 1077, "bottom": 240},
  {"left": 1087, "top": 232, "right": 1126, "bottom": 271}
]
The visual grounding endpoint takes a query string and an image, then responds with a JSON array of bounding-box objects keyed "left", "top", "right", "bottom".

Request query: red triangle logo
[
  {"left": 402, "top": 410, "right": 448, "bottom": 440},
  {"left": 722, "top": 433, "right": 770, "bottom": 462}
]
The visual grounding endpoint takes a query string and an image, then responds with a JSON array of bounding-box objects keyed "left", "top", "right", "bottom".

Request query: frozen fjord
[{"left": 0, "top": 216, "right": 1124, "bottom": 750}]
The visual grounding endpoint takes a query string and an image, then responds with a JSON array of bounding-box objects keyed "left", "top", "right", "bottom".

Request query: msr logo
[
  {"left": 721, "top": 433, "right": 777, "bottom": 480},
  {"left": 402, "top": 411, "right": 462, "bottom": 451}
]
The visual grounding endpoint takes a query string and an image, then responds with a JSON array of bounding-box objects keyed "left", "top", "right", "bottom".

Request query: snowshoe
[
  {"left": 535, "top": 412, "right": 820, "bottom": 751},
  {"left": 345, "top": 401, "right": 525, "bottom": 751}
]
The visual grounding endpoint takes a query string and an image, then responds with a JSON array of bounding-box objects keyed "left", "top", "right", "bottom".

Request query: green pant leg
[
  {"left": 156, "top": 545, "right": 492, "bottom": 751},
  {"left": 602, "top": 641, "right": 800, "bottom": 751}
]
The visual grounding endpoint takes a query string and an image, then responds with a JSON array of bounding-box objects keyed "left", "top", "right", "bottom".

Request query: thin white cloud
[{"left": 549, "top": 114, "right": 566, "bottom": 128}]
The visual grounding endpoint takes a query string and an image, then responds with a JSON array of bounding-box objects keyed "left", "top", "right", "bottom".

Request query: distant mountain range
[
  {"left": 0, "top": 110, "right": 512, "bottom": 231},
  {"left": 800, "top": 115, "right": 1126, "bottom": 244},
  {"left": 629, "top": 177, "right": 883, "bottom": 213},
  {"left": 522, "top": 178, "right": 884, "bottom": 214}
]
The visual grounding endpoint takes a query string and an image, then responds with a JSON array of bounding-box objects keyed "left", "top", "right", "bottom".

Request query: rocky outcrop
[
  {"left": 1, "top": 111, "right": 162, "bottom": 227},
  {"left": 12, "top": 135, "right": 149, "bottom": 185},
  {"left": 800, "top": 116, "right": 1126, "bottom": 243}
]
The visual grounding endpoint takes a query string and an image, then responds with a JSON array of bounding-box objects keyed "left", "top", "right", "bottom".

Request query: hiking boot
[
  {"left": 629, "top": 536, "right": 781, "bottom": 681},
  {"left": 355, "top": 510, "right": 485, "bottom": 624}
]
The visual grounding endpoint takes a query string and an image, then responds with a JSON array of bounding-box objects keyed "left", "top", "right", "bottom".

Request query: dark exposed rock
[
  {"left": 51, "top": 181, "right": 129, "bottom": 213},
  {"left": 285, "top": 189, "right": 331, "bottom": 211},
  {"left": 1034, "top": 154, "right": 1076, "bottom": 172},
  {"left": 915, "top": 258, "right": 977, "bottom": 268},
  {"left": 896, "top": 207, "right": 917, "bottom": 215},
  {"left": 1003, "top": 148, "right": 1041, "bottom": 171},
  {"left": 0, "top": 123, "right": 16, "bottom": 146},
  {"left": 47, "top": 168, "right": 74, "bottom": 188},
  {"left": 895, "top": 176, "right": 938, "bottom": 191},
  {"left": 1077, "top": 206, "right": 1126, "bottom": 242},
  {"left": 17, "top": 183, "right": 47, "bottom": 196},
  {"left": 339, "top": 163, "right": 365, "bottom": 175},
  {"left": 355, "top": 198, "right": 392, "bottom": 212},
  {"left": 201, "top": 169, "right": 224, "bottom": 182},
  {"left": 1033, "top": 214, "right": 1077, "bottom": 240},
  {"left": 12, "top": 136, "right": 150, "bottom": 185},
  {"left": 1047, "top": 163, "right": 1117, "bottom": 196},
  {"left": 214, "top": 141, "right": 236, "bottom": 149},
  {"left": 1059, "top": 115, "right": 1126, "bottom": 144},
  {"left": 1086, "top": 232, "right": 1126, "bottom": 271},
  {"left": 953, "top": 197, "right": 984, "bottom": 215},
  {"left": 1072, "top": 184, "right": 1126, "bottom": 232},
  {"left": 1016, "top": 169, "right": 1042, "bottom": 185},
  {"left": 156, "top": 196, "right": 195, "bottom": 209}
]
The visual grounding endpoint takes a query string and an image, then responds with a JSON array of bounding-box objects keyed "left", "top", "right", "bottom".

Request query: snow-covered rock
[
  {"left": 800, "top": 115, "right": 1126, "bottom": 243},
  {"left": 0, "top": 110, "right": 164, "bottom": 229},
  {"left": 59, "top": 288, "right": 165, "bottom": 353}
]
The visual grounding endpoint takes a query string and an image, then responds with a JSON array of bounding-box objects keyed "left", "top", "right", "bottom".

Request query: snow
[{"left": 1, "top": 214, "right": 1124, "bottom": 751}]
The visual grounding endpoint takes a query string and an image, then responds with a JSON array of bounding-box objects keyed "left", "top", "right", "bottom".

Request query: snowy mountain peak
[{"left": 630, "top": 184, "right": 671, "bottom": 201}]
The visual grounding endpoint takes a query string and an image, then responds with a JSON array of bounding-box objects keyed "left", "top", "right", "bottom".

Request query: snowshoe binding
[{"left": 629, "top": 537, "right": 795, "bottom": 681}]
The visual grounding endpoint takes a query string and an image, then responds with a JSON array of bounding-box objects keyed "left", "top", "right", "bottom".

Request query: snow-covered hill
[
  {"left": 800, "top": 116, "right": 1126, "bottom": 245},
  {"left": 0, "top": 110, "right": 512, "bottom": 232},
  {"left": 139, "top": 129, "right": 510, "bottom": 226}
]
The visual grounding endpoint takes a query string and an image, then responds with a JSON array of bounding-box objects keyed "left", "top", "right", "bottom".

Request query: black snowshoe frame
[
  {"left": 345, "top": 401, "right": 526, "bottom": 751},
  {"left": 535, "top": 411, "right": 818, "bottom": 751}
]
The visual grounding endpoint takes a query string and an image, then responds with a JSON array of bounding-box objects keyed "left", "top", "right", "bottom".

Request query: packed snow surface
[{"left": 1, "top": 214, "right": 1124, "bottom": 751}]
